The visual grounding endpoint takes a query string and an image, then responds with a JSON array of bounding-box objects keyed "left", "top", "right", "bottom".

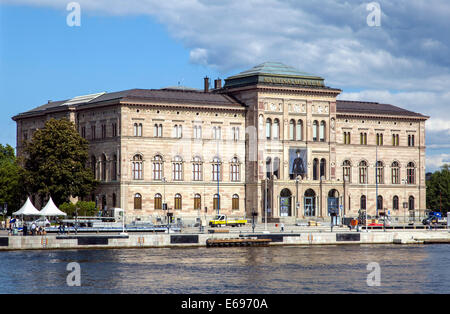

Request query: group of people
[{"left": 22, "top": 221, "right": 46, "bottom": 236}]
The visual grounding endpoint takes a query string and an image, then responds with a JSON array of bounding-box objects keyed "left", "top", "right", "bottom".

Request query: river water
[{"left": 1, "top": 244, "right": 449, "bottom": 294}]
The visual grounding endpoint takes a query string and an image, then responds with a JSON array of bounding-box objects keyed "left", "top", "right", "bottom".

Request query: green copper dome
[{"left": 224, "top": 62, "right": 325, "bottom": 88}]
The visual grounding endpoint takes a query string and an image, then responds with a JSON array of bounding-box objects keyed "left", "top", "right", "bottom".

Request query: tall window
[
  {"left": 91, "top": 125, "right": 96, "bottom": 140},
  {"left": 319, "top": 121, "right": 326, "bottom": 142},
  {"left": 360, "top": 195, "right": 366, "bottom": 210},
  {"left": 232, "top": 194, "right": 239, "bottom": 210},
  {"left": 312, "top": 121, "right": 318, "bottom": 141},
  {"left": 360, "top": 132, "right": 367, "bottom": 145},
  {"left": 408, "top": 134, "right": 415, "bottom": 147},
  {"left": 173, "top": 125, "right": 182, "bottom": 138},
  {"left": 101, "top": 124, "right": 106, "bottom": 139},
  {"left": 392, "top": 134, "right": 399, "bottom": 146},
  {"left": 377, "top": 195, "right": 383, "bottom": 211},
  {"left": 212, "top": 157, "right": 221, "bottom": 181},
  {"left": 134, "top": 193, "right": 142, "bottom": 210},
  {"left": 296, "top": 120, "right": 303, "bottom": 141},
  {"left": 213, "top": 194, "right": 220, "bottom": 211},
  {"left": 212, "top": 126, "right": 221, "bottom": 140},
  {"left": 320, "top": 158, "right": 326, "bottom": 179},
  {"left": 192, "top": 156, "right": 202, "bottom": 181},
  {"left": 289, "top": 120, "right": 295, "bottom": 140},
  {"left": 343, "top": 131, "right": 351, "bottom": 144},
  {"left": 193, "top": 126, "right": 202, "bottom": 139},
  {"left": 273, "top": 157, "right": 280, "bottom": 179},
  {"left": 266, "top": 118, "right": 272, "bottom": 139},
  {"left": 194, "top": 194, "right": 201, "bottom": 210},
  {"left": 232, "top": 127, "right": 239, "bottom": 141},
  {"left": 133, "top": 123, "right": 142, "bottom": 137},
  {"left": 359, "top": 161, "right": 368, "bottom": 184},
  {"left": 172, "top": 156, "right": 183, "bottom": 181},
  {"left": 91, "top": 156, "right": 97, "bottom": 179},
  {"left": 408, "top": 196, "right": 415, "bottom": 210},
  {"left": 343, "top": 160, "right": 351, "bottom": 182},
  {"left": 230, "top": 157, "right": 240, "bottom": 182},
  {"left": 313, "top": 158, "right": 319, "bottom": 180},
  {"left": 376, "top": 133, "right": 383, "bottom": 146},
  {"left": 111, "top": 154, "right": 117, "bottom": 181},
  {"left": 273, "top": 119, "right": 280, "bottom": 139},
  {"left": 376, "top": 161, "right": 384, "bottom": 184},
  {"left": 391, "top": 161, "right": 400, "bottom": 184},
  {"left": 132, "top": 154, "right": 143, "bottom": 180},
  {"left": 152, "top": 155, "right": 163, "bottom": 180},
  {"left": 154, "top": 193, "right": 162, "bottom": 210},
  {"left": 174, "top": 194, "right": 182, "bottom": 210},
  {"left": 154, "top": 124, "right": 163, "bottom": 137},
  {"left": 101, "top": 154, "right": 107, "bottom": 181},
  {"left": 81, "top": 127, "right": 86, "bottom": 139},
  {"left": 393, "top": 196, "right": 399, "bottom": 210},
  {"left": 266, "top": 157, "right": 272, "bottom": 179},
  {"left": 112, "top": 123, "right": 117, "bottom": 137},
  {"left": 407, "top": 162, "right": 415, "bottom": 184}
]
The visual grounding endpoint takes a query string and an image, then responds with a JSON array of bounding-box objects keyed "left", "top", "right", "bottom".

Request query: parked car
[{"left": 28, "top": 217, "right": 51, "bottom": 228}]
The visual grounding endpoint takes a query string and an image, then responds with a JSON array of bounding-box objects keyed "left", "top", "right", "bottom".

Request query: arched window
[
  {"left": 273, "top": 119, "right": 280, "bottom": 139},
  {"left": 193, "top": 125, "right": 202, "bottom": 139},
  {"left": 343, "top": 160, "right": 351, "bottom": 182},
  {"left": 393, "top": 196, "right": 399, "bottom": 210},
  {"left": 319, "top": 121, "right": 326, "bottom": 142},
  {"left": 359, "top": 161, "right": 368, "bottom": 184},
  {"left": 376, "top": 161, "right": 384, "bottom": 184},
  {"left": 266, "top": 157, "right": 272, "bottom": 179},
  {"left": 391, "top": 161, "right": 400, "bottom": 184},
  {"left": 408, "top": 196, "right": 415, "bottom": 210},
  {"left": 320, "top": 158, "right": 326, "bottom": 179},
  {"left": 133, "top": 123, "right": 138, "bottom": 137},
  {"left": 134, "top": 193, "right": 142, "bottom": 210},
  {"left": 360, "top": 195, "right": 366, "bottom": 210},
  {"left": 154, "top": 124, "right": 163, "bottom": 137},
  {"left": 192, "top": 156, "right": 202, "bottom": 181},
  {"left": 289, "top": 120, "right": 295, "bottom": 140},
  {"left": 154, "top": 193, "right": 162, "bottom": 210},
  {"left": 194, "top": 194, "right": 201, "bottom": 210},
  {"left": 174, "top": 194, "right": 182, "bottom": 210},
  {"left": 232, "top": 127, "right": 239, "bottom": 141},
  {"left": 213, "top": 194, "right": 220, "bottom": 211},
  {"left": 313, "top": 121, "right": 318, "bottom": 141},
  {"left": 172, "top": 156, "right": 183, "bottom": 181},
  {"left": 132, "top": 154, "right": 143, "bottom": 180},
  {"left": 313, "top": 158, "right": 319, "bottom": 180},
  {"left": 212, "top": 157, "right": 221, "bottom": 181},
  {"left": 232, "top": 194, "right": 239, "bottom": 210},
  {"left": 296, "top": 120, "right": 303, "bottom": 141},
  {"left": 407, "top": 162, "right": 416, "bottom": 184},
  {"left": 377, "top": 195, "right": 383, "bottom": 211},
  {"left": 266, "top": 118, "right": 272, "bottom": 139},
  {"left": 101, "top": 154, "right": 107, "bottom": 181},
  {"left": 91, "top": 155, "right": 97, "bottom": 179},
  {"left": 230, "top": 157, "right": 240, "bottom": 182},
  {"left": 111, "top": 154, "right": 117, "bottom": 181},
  {"left": 273, "top": 157, "right": 280, "bottom": 179},
  {"left": 152, "top": 155, "right": 163, "bottom": 180}
]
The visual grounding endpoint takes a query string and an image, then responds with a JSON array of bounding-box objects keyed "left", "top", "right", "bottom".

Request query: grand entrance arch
[
  {"left": 280, "top": 188, "right": 292, "bottom": 217},
  {"left": 304, "top": 189, "right": 316, "bottom": 217},
  {"left": 327, "top": 189, "right": 339, "bottom": 216}
]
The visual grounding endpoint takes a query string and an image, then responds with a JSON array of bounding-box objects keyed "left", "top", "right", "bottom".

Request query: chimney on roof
[
  {"left": 214, "top": 78, "right": 222, "bottom": 89},
  {"left": 204, "top": 76, "right": 209, "bottom": 93}
]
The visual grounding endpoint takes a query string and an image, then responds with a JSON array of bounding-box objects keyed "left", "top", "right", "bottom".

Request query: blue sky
[{"left": 1, "top": 0, "right": 449, "bottom": 171}]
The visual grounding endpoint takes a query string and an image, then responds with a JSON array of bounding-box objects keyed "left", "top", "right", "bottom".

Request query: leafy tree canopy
[
  {"left": 0, "top": 144, "right": 24, "bottom": 214},
  {"left": 23, "top": 118, "right": 97, "bottom": 206},
  {"left": 426, "top": 164, "right": 450, "bottom": 214}
]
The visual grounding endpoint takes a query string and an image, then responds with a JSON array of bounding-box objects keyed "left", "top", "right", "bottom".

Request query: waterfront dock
[{"left": 1, "top": 227, "right": 450, "bottom": 251}]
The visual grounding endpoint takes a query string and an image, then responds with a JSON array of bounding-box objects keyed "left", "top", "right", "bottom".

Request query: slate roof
[
  {"left": 336, "top": 100, "right": 427, "bottom": 118},
  {"left": 231, "top": 61, "right": 322, "bottom": 79}
]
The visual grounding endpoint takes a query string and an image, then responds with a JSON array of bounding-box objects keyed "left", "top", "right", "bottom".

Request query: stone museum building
[{"left": 13, "top": 62, "right": 428, "bottom": 223}]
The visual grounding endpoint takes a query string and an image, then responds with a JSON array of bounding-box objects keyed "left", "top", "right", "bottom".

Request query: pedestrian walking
[
  {"left": 23, "top": 223, "right": 28, "bottom": 236},
  {"left": 281, "top": 223, "right": 285, "bottom": 232}
]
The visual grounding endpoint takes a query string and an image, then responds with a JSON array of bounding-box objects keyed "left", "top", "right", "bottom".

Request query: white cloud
[{"left": 426, "top": 153, "right": 450, "bottom": 171}]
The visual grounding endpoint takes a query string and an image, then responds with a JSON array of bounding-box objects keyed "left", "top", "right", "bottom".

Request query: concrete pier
[{"left": 1, "top": 229, "right": 450, "bottom": 251}]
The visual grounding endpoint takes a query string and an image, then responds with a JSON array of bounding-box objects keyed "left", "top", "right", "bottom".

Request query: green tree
[
  {"left": 23, "top": 118, "right": 98, "bottom": 206},
  {"left": 0, "top": 144, "right": 24, "bottom": 214},
  {"left": 426, "top": 164, "right": 450, "bottom": 214}
]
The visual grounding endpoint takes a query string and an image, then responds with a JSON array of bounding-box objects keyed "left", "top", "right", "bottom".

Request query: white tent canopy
[
  {"left": 40, "top": 197, "right": 67, "bottom": 216},
  {"left": 12, "top": 197, "right": 40, "bottom": 216}
]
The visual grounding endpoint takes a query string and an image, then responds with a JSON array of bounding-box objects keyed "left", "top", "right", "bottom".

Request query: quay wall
[{"left": 1, "top": 231, "right": 450, "bottom": 251}]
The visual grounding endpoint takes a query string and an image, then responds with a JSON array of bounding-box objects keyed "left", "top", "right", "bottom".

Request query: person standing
[
  {"left": 281, "top": 223, "right": 285, "bottom": 232},
  {"left": 23, "top": 223, "right": 28, "bottom": 236}
]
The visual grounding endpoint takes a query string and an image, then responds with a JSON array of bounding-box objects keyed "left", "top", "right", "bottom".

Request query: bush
[{"left": 59, "top": 201, "right": 97, "bottom": 217}]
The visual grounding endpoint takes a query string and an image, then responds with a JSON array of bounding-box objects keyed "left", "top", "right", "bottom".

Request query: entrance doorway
[
  {"left": 280, "top": 188, "right": 292, "bottom": 217},
  {"left": 304, "top": 189, "right": 316, "bottom": 217},
  {"left": 327, "top": 189, "right": 339, "bottom": 216}
]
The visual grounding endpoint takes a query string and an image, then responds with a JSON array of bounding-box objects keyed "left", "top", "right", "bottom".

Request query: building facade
[{"left": 13, "top": 62, "right": 428, "bottom": 223}]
